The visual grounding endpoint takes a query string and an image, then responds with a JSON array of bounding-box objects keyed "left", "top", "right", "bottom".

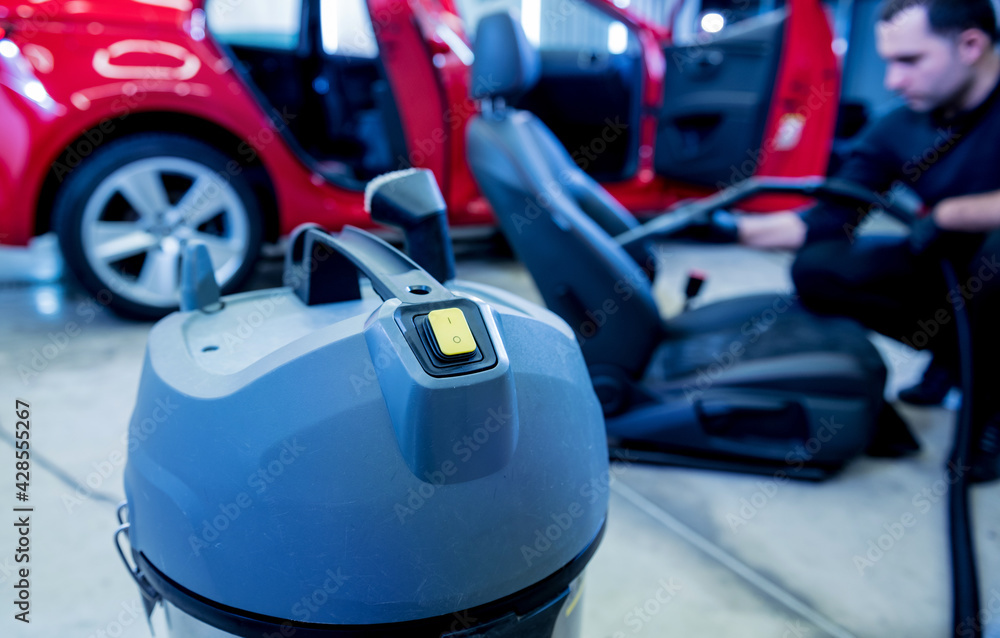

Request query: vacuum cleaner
[{"left": 115, "top": 168, "right": 609, "bottom": 637}]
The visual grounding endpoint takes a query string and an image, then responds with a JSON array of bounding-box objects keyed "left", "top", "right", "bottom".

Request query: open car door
[{"left": 654, "top": 0, "right": 839, "bottom": 208}]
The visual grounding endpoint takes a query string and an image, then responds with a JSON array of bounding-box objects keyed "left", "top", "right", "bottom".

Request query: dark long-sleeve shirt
[{"left": 802, "top": 76, "right": 1000, "bottom": 245}]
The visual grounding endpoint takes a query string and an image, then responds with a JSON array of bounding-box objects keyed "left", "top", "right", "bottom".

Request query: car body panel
[{"left": 742, "top": 0, "right": 841, "bottom": 211}]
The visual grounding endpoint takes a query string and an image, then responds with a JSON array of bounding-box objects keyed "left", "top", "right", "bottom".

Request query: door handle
[{"left": 680, "top": 49, "right": 723, "bottom": 78}]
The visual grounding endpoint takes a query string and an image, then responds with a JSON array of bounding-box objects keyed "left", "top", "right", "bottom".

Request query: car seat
[{"left": 464, "top": 12, "right": 900, "bottom": 478}]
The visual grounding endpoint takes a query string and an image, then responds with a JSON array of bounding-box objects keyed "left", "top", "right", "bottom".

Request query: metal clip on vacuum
[{"left": 113, "top": 502, "right": 160, "bottom": 625}]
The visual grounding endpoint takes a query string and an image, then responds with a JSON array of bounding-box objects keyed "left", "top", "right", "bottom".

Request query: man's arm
[
  {"left": 737, "top": 212, "right": 807, "bottom": 250},
  {"left": 733, "top": 112, "right": 906, "bottom": 250},
  {"left": 738, "top": 183, "right": 1000, "bottom": 250},
  {"left": 934, "top": 190, "right": 1000, "bottom": 231}
]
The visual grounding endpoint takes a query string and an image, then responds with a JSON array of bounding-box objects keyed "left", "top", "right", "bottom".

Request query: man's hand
[
  {"left": 909, "top": 193, "right": 1000, "bottom": 256},
  {"left": 933, "top": 191, "right": 1000, "bottom": 231},
  {"left": 737, "top": 212, "right": 807, "bottom": 250}
]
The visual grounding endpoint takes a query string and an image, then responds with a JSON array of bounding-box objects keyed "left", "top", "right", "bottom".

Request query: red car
[{"left": 0, "top": 0, "right": 839, "bottom": 317}]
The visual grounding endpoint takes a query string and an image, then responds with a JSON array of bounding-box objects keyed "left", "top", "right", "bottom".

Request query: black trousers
[{"left": 791, "top": 231, "right": 1000, "bottom": 443}]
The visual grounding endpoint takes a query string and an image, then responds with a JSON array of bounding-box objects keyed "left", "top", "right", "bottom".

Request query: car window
[
  {"left": 455, "top": 0, "right": 639, "bottom": 55},
  {"left": 321, "top": 0, "right": 379, "bottom": 58},
  {"left": 669, "top": 0, "right": 787, "bottom": 44},
  {"left": 206, "top": 0, "right": 302, "bottom": 51},
  {"left": 612, "top": 0, "right": 684, "bottom": 30}
]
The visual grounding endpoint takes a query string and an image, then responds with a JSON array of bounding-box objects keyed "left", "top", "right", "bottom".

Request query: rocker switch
[{"left": 426, "top": 308, "right": 477, "bottom": 357}]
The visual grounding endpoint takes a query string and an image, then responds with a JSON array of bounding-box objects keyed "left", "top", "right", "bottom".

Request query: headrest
[{"left": 471, "top": 12, "right": 541, "bottom": 102}]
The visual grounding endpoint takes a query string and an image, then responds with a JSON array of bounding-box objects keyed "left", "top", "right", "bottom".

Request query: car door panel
[{"left": 655, "top": 10, "right": 785, "bottom": 186}]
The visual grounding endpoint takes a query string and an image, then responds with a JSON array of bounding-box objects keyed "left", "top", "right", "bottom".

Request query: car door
[
  {"left": 367, "top": 0, "right": 465, "bottom": 207},
  {"left": 654, "top": 0, "right": 839, "bottom": 205}
]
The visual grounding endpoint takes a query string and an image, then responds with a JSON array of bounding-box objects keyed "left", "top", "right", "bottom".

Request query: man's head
[{"left": 876, "top": 0, "right": 998, "bottom": 111}]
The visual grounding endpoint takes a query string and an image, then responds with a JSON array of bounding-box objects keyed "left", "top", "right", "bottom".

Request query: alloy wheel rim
[{"left": 80, "top": 157, "right": 250, "bottom": 309}]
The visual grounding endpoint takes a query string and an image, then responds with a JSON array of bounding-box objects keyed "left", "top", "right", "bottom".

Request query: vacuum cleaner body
[{"left": 119, "top": 220, "right": 608, "bottom": 637}]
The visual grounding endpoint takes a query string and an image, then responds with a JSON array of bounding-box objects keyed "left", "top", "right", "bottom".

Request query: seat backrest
[{"left": 466, "top": 13, "right": 664, "bottom": 376}]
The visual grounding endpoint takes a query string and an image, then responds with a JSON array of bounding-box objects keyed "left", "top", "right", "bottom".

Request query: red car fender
[
  {"left": 0, "top": 85, "right": 35, "bottom": 246},
  {"left": 0, "top": 34, "right": 66, "bottom": 246}
]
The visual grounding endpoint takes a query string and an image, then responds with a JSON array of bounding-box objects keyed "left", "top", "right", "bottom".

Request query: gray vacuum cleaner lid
[{"left": 123, "top": 226, "right": 609, "bottom": 626}]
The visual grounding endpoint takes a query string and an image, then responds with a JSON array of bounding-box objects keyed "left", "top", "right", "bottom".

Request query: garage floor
[{"left": 0, "top": 234, "right": 997, "bottom": 638}]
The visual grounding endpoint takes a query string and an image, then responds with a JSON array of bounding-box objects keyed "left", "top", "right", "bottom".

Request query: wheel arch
[{"left": 35, "top": 111, "right": 280, "bottom": 243}]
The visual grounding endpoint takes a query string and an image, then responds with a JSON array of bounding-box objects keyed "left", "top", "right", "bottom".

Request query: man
[{"left": 735, "top": 0, "right": 1000, "bottom": 480}]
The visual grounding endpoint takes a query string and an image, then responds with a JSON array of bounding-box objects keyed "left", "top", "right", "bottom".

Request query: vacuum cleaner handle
[
  {"left": 365, "top": 168, "right": 457, "bottom": 283},
  {"left": 286, "top": 224, "right": 453, "bottom": 306}
]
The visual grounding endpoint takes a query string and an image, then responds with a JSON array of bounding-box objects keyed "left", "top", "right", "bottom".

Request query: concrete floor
[{"left": 0, "top": 236, "right": 997, "bottom": 638}]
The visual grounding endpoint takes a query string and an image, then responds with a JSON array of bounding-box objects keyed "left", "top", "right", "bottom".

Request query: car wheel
[{"left": 53, "top": 133, "right": 264, "bottom": 319}]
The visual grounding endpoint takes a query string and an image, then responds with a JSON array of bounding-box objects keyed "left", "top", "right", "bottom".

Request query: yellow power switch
[{"left": 427, "top": 308, "right": 477, "bottom": 356}]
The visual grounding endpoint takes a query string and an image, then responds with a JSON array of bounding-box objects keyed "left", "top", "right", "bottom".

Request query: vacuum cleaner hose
[{"left": 942, "top": 260, "right": 981, "bottom": 638}]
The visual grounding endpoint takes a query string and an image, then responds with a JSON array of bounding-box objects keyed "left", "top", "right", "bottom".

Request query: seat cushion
[{"left": 648, "top": 295, "right": 886, "bottom": 395}]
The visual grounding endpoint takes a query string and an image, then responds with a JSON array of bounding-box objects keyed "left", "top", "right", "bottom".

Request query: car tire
[{"left": 53, "top": 133, "right": 264, "bottom": 320}]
